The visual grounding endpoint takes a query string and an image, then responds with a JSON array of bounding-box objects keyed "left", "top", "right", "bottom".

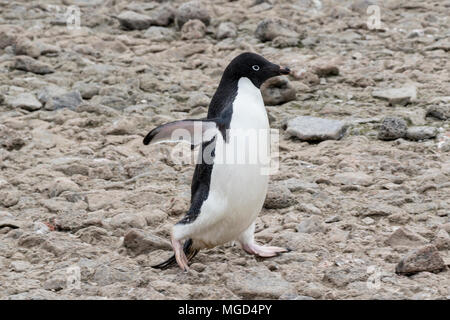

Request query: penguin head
[{"left": 223, "top": 52, "right": 290, "bottom": 88}]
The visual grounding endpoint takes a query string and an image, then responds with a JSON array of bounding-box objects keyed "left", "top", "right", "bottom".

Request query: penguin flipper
[
  {"left": 151, "top": 238, "right": 199, "bottom": 270},
  {"left": 143, "top": 119, "right": 219, "bottom": 146}
]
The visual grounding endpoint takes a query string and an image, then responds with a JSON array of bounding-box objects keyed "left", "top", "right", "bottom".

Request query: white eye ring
[{"left": 252, "top": 65, "right": 260, "bottom": 71}]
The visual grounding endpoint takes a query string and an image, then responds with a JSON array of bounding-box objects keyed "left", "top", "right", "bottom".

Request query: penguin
[{"left": 143, "top": 52, "right": 291, "bottom": 271}]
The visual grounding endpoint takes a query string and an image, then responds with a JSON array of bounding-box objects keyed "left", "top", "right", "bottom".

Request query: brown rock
[
  {"left": 123, "top": 229, "right": 171, "bottom": 256},
  {"left": 395, "top": 245, "right": 446, "bottom": 275}
]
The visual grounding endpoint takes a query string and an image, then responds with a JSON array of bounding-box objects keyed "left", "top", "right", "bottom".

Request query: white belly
[{"left": 174, "top": 77, "right": 270, "bottom": 247}]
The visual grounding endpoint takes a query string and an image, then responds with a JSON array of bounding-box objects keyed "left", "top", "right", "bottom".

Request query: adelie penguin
[{"left": 143, "top": 52, "right": 291, "bottom": 271}]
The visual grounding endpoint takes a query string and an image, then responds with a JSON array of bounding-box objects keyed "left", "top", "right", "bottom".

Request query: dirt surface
[{"left": 0, "top": 0, "right": 449, "bottom": 299}]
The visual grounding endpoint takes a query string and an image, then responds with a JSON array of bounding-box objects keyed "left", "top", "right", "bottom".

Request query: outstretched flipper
[
  {"left": 143, "top": 119, "right": 220, "bottom": 146},
  {"left": 152, "top": 238, "right": 199, "bottom": 270}
]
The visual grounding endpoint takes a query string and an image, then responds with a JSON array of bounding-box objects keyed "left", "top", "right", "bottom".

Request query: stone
[
  {"left": 285, "top": 116, "right": 348, "bottom": 142},
  {"left": 75, "top": 226, "right": 109, "bottom": 245},
  {"left": 144, "top": 26, "right": 176, "bottom": 42},
  {"left": 187, "top": 92, "right": 209, "bottom": 108},
  {"left": 255, "top": 18, "right": 302, "bottom": 42},
  {"left": 106, "top": 118, "right": 134, "bottom": 135},
  {"left": 0, "top": 125, "right": 25, "bottom": 151},
  {"left": 116, "top": 11, "right": 152, "bottom": 30},
  {"left": 10, "top": 260, "right": 32, "bottom": 272},
  {"left": 181, "top": 19, "right": 206, "bottom": 40},
  {"left": 13, "top": 36, "right": 41, "bottom": 58},
  {"left": 216, "top": 22, "right": 237, "bottom": 39},
  {"left": 385, "top": 227, "right": 429, "bottom": 247},
  {"left": 109, "top": 213, "right": 147, "bottom": 230},
  {"left": 93, "top": 265, "right": 133, "bottom": 286},
  {"left": 73, "top": 82, "right": 100, "bottom": 99},
  {"left": 405, "top": 126, "right": 438, "bottom": 141},
  {"left": 14, "top": 56, "right": 54, "bottom": 75},
  {"left": 363, "top": 203, "right": 402, "bottom": 217},
  {"left": 264, "top": 183, "right": 295, "bottom": 209},
  {"left": 45, "top": 91, "right": 83, "bottom": 110},
  {"left": 149, "top": 4, "right": 175, "bottom": 26},
  {"left": 334, "top": 172, "right": 373, "bottom": 186},
  {"left": 432, "top": 229, "right": 450, "bottom": 250},
  {"left": 226, "top": 267, "right": 294, "bottom": 299},
  {"left": 426, "top": 105, "right": 449, "bottom": 120},
  {"left": 7, "top": 93, "right": 42, "bottom": 111},
  {"left": 377, "top": 117, "right": 407, "bottom": 141},
  {"left": 312, "top": 63, "right": 340, "bottom": 77},
  {"left": 49, "top": 178, "right": 81, "bottom": 198},
  {"left": 261, "top": 77, "right": 296, "bottom": 106},
  {"left": 372, "top": 86, "right": 417, "bottom": 106},
  {"left": 123, "top": 228, "right": 171, "bottom": 256},
  {"left": 323, "top": 267, "right": 368, "bottom": 288},
  {"left": 395, "top": 245, "right": 446, "bottom": 275},
  {"left": 175, "top": 1, "right": 211, "bottom": 29},
  {"left": 296, "top": 216, "right": 325, "bottom": 234}
]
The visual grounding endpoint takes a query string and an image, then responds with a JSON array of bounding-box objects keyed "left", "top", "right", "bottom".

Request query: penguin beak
[{"left": 279, "top": 66, "right": 291, "bottom": 75}]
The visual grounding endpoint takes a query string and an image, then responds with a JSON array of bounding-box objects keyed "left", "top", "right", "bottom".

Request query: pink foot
[
  {"left": 171, "top": 235, "right": 189, "bottom": 271},
  {"left": 242, "top": 243, "right": 289, "bottom": 258}
]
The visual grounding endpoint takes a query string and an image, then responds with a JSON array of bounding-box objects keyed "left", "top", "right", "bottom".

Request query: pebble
[
  {"left": 372, "top": 86, "right": 417, "bottom": 106},
  {"left": 14, "top": 56, "right": 54, "bottom": 75},
  {"left": 334, "top": 172, "right": 373, "bottom": 186},
  {"left": 123, "top": 229, "right": 171, "bottom": 257},
  {"left": 377, "top": 117, "right": 407, "bottom": 141},
  {"left": 395, "top": 245, "right": 446, "bottom": 275},
  {"left": 181, "top": 19, "right": 206, "bottom": 40},
  {"left": 7, "top": 92, "right": 42, "bottom": 111},
  {"left": 45, "top": 91, "right": 83, "bottom": 111},
  {"left": 216, "top": 22, "right": 237, "bottom": 39},
  {"left": 385, "top": 227, "right": 428, "bottom": 248},
  {"left": 405, "top": 126, "right": 438, "bottom": 141},
  {"left": 285, "top": 116, "right": 348, "bottom": 142},
  {"left": 255, "top": 18, "right": 302, "bottom": 43},
  {"left": 296, "top": 216, "right": 325, "bottom": 234},
  {"left": 261, "top": 77, "right": 296, "bottom": 106},
  {"left": 116, "top": 11, "right": 153, "bottom": 30},
  {"left": 264, "top": 183, "right": 296, "bottom": 209},
  {"left": 175, "top": 1, "right": 211, "bottom": 29}
]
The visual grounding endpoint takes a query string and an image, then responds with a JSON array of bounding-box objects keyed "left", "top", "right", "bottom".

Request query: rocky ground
[{"left": 0, "top": 0, "right": 449, "bottom": 300}]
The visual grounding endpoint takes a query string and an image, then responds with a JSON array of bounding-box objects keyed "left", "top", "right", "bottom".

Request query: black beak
[{"left": 279, "top": 66, "right": 290, "bottom": 75}]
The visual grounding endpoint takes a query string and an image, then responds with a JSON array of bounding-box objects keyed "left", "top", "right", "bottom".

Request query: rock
[
  {"left": 372, "top": 86, "right": 417, "bottom": 106},
  {"left": 395, "top": 245, "right": 446, "bottom": 275},
  {"left": 14, "top": 56, "right": 54, "bottom": 75},
  {"left": 261, "top": 77, "right": 296, "bottom": 106},
  {"left": 226, "top": 267, "right": 294, "bottom": 299},
  {"left": 13, "top": 36, "right": 41, "bottom": 58},
  {"left": 181, "top": 19, "right": 206, "bottom": 40},
  {"left": 297, "top": 203, "right": 321, "bottom": 215},
  {"left": 45, "top": 91, "right": 83, "bottom": 110},
  {"left": 323, "top": 267, "right": 368, "bottom": 288},
  {"left": 426, "top": 105, "right": 449, "bottom": 120},
  {"left": 93, "top": 265, "right": 133, "bottom": 286},
  {"left": 75, "top": 226, "right": 109, "bottom": 245},
  {"left": 385, "top": 227, "right": 429, "bottom": 247},
  {"left": 0, "top": 125, "right": 25, "bottom": 151},
  {"left": 10, "top": 260, "right": 32, "bottom": 272},
  {"left": 149, "top": 4, "right": 175, "bottom": 26},
  {"left": 7, "top": 93, "right": 42, "bottom": 111},
  {"left": 216, "top": 22, "right": 237, "bottom": 39},
  {"left": 432, "top": 229, "right": 450, "bottom": 250},
  {"left": 255, "top": 18, "right": 302, "bottom": 43},
  {"left": 296, "top": 216, "right": 325, "bottom": 234},
  {"left": 109, "top": 213, "right": 147, "bottom": 230},
  {"left": 116, "top": 11, "right": 152, "bottom": 30},
  {"left": 334, "top": 172, "right": 373, "bottom": 186},
  {"left": 377, "top": 117, "right": 407, "bottom": 141},
  {"left": 49, "top": 178, "right": 81, "bottom": 198},
  {"left": 272, "top": 36, "right": 300, "bottom": 48},
  {"left": 285, "top": 116, "right": 348, "bottom": 142},
  {"left": 187, "top": 92, "right": 209, "bottom": 108},
  {"left": 0, "top": 190, "right": 20, "bottom": 207},
  {"left": 123, "top": 229, "right": 171, "bottom": 256},
  {"left": 37, "top": 85, "right": 67, "bottom": 104},
  {"left": 264, "top": 183, "right": 295, "bottom": 209},
  {"left": 283, "top": 179, "right": 318, "bottom": 193},
  {"left": 405, "top": 126, "right": 438, "bottom": 141},
  {"left": 424, "top": 39, "right": 450, "bottom": 51},
  {"left": 144, "top": 26, "right": 176, "bottom": 42},
  {"left": 363, "top": 203, "right": 402, "bottom": 217},
  {"left": 175, "top": 1, "right": 211, "bottom": 29},
  {"left": 73, "top": 82, "right": 100, "bottom": 99},
  {"left": 106, "top": 118, "right": 134, "bottom": 135},
  {"left": 312, "top": 62, "right": 340, "bottom": 77}
]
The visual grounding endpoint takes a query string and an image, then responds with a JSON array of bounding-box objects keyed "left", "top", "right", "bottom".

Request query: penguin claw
[
  {"left": 243, "top": 243, "right": 289, "bottom": 258},
  {"left": 171, "top": 235, "right": 190, "bottom": 271}
]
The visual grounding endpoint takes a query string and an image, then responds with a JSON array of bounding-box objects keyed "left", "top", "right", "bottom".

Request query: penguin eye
[{"left": 252, "top": 65, "right": 260, "bottom": 71}]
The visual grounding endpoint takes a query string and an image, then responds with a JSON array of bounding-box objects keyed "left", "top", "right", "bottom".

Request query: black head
[{"left": 221, "top": 52, "right": 290, "bottom": 88}]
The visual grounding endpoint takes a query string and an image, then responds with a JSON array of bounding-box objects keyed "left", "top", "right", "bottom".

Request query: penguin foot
[
  {"left": 171, "top": 235, "right": 189, "bottom": 271},
  {"left": 242, "top": 243, "right": 289, "bottom": 258}
]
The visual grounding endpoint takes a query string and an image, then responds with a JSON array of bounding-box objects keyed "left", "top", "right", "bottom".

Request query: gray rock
[
  {"left": 255, "top": 18, "right": 302, "bottom": 43},
  {"left": 45, "top": 91, "right": 83, "bottom": 110},
  {"left": 296, "top": 216, "right": 325, "bottom": 234},
  {"left": 264, "top": 183, "right": 295, "bottom": 209},
  {"left": 149, "top": 4, "right": 175, "bottom": 26},
  {"left": 13, "top": 36, "right": 41, "bottom": 58},
  {"left": 323, "top": 267, "right": 368, "bottom": 288},
  {"left": 312, "top": 63, "right": 340, "bottom": 77},
  {"left": 144, "top": 26, "right": 176, "bottom": 42},
  {"left": 14, "top": 56, "right": 54, "bottom": 75},
  {"left": 285, "top": 116, "right": 348, "bottom": 142},
  {"left": 187, "top": 92, "right": 209, "bottom": 108},
  {"left": 116, "top": 11, "right": 152, "bottom": 30},
  {"left": 73, "top": 82, "right": 100, "bottom": 99},
  {"left": 377, "top": 117, "right": 407, "bottom": 140},
  {"left": 432, "top": 229, "right": 450, "bottom": 250},
  {"left": 49, "top": 177, "right": 81, "bottom": 198},
  {"left": 175, "top": 1, "right": 211, "bottom": 29},
  {"left": 226, "top": 267, "right": 294, "bottom": 299},
  {"left": 364, "top": 203, "right": 402, "bottom": 217},
  {"left": 372, "top": 86, "right": 417, "bottom": 106},
  {"left": 181, "top": 19, "right": 206, "bottom": 40},
  {"left": 216, "top": 22, "right": 237, "bottom": 39},
  {"left": 396, "top": 245, "right": 446, "bottom": 275},
  {"left": 426, "top": 105, "right": 449, "bottom": 120},
  {"left": 261, "top": 77, "right": 296, "bottom": 106},
  {"left": 406, "top": 126, "right": 438, "bottom": 141},
  {"left": 385, "top": 227, "right": 429, "bottom": 247},
  {"left": 283, "top": 179, "right": 318, "bottom": 193},
  {"left": 10, "top": 260, "right": 32, "bottom": 272},
  {"left": 7, "top": 92, "right": 42, "bottom": 111},
  {"left": 93, "top": 265, "right": 133, "bottom": 286},
  {"left": 123, "top": 228, "right": 171, "bottom": 256},
  {"left": 37, "top": 85, "right": 67, "bottom": 104},
  {"left": 334, "top": 171, "right": 373, "bottom": 186}
]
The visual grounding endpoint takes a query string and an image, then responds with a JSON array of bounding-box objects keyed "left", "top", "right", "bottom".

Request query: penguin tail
[{"left": 151, "top": 238, "right": 199, "bottom": 270}]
